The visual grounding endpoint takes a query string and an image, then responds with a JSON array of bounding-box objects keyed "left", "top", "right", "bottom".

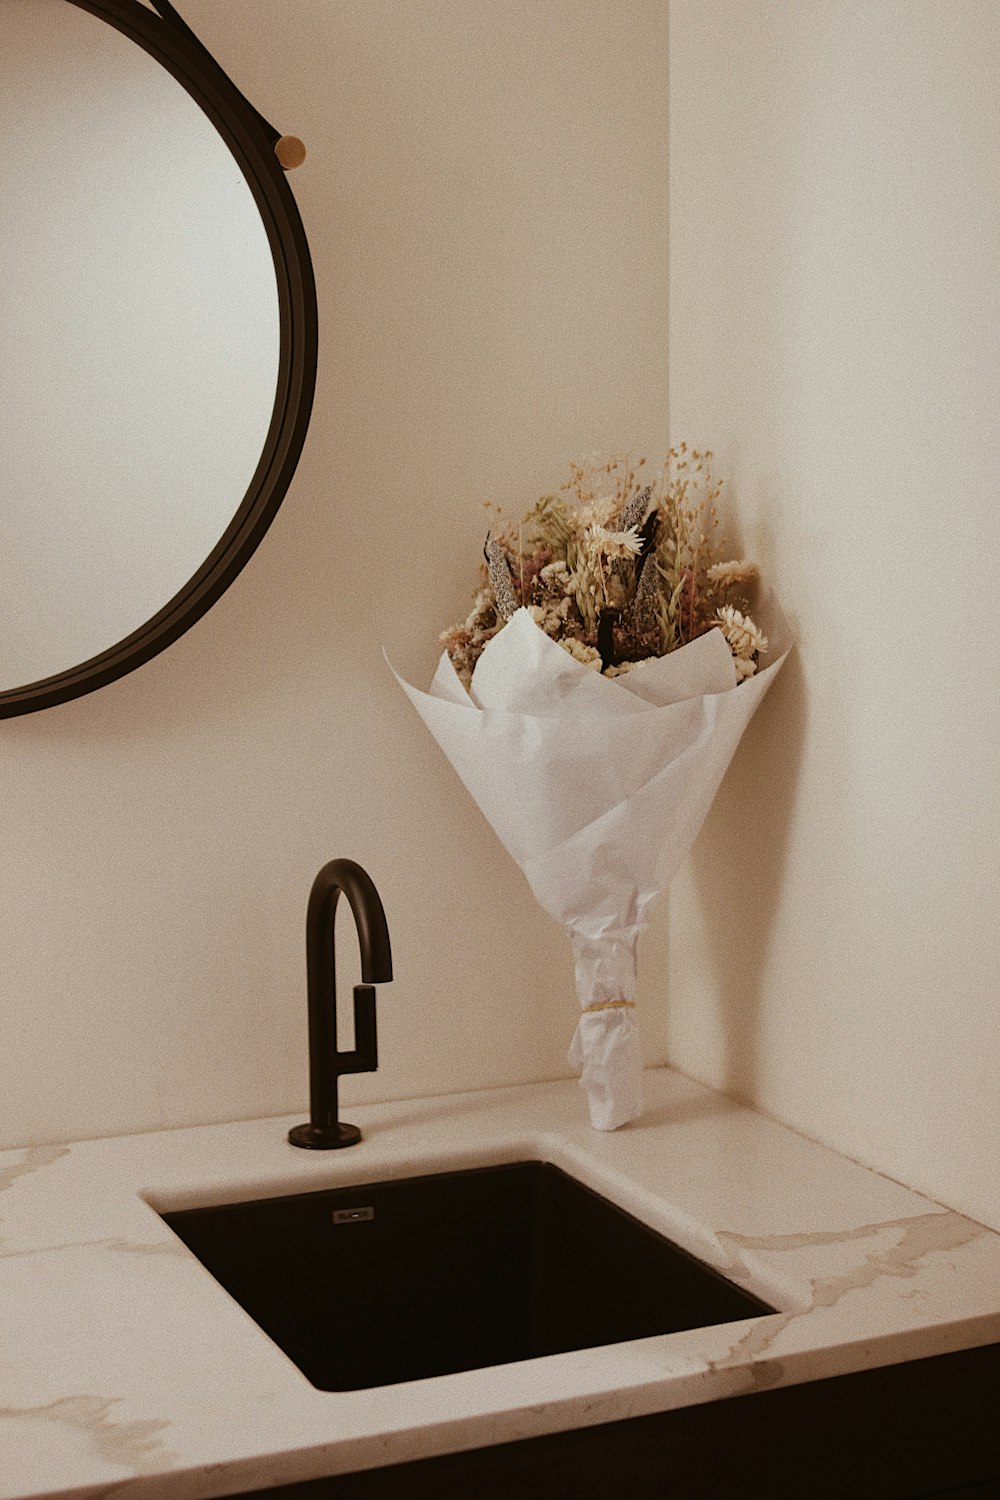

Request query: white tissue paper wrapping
[{"left": 390, "top": 595, "right": 791, "bottom": 1131}]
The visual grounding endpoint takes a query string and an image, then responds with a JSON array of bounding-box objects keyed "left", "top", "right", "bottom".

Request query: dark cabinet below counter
[{"left": 230, "top": 1342, "right": 1000, "bottom": 1500}]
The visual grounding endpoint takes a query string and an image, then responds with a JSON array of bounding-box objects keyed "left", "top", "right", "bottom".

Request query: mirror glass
[{"left": 1, "top": 0, "right": 281, "bottom": 692}]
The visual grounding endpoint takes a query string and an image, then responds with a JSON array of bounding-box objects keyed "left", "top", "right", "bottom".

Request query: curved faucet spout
[
  {"left": 308, "top": 859, "right": 392, "bottom": 986},
  {"left": 289, "top": 859, "right": 393, "bottom": 1151}
]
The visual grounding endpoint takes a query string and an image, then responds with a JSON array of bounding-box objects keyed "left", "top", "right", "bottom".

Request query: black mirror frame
[{"left": 0, "top": 0, "right": 318, "bottom": 718}]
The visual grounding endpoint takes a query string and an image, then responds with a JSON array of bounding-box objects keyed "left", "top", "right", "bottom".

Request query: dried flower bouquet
[
  {"left": 440, "top": 448, "right": 769, "bottom": 689},
  {"left": 392, "top": 450, "right": 790, "bottom": 1131}
]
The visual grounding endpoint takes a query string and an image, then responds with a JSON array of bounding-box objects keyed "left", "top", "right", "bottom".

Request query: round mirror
[{"left": 0, "top": 0, "right": 317, "bottom": 716}]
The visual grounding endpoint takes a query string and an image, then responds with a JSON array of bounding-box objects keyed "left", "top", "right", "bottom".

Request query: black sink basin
[{"left": 161, "top": 1161, "right": 773, "bottom": 1391}]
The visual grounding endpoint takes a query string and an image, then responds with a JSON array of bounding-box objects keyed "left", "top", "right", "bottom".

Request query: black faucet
[{"left": 288, "top": 859, "right": 393, "bottom": 1150}]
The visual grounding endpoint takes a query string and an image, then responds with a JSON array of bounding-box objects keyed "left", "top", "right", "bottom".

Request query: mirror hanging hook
[
  {"left": 275, "top": 135, "right": 307, "bottom": 171},
  {"left": 144, "top": 0, "right": 305, "bottom": 164}
]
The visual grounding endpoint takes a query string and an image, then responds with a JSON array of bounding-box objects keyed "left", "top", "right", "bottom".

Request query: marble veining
[
  {"left": 0, "top": 1236, "right": 188, "bottom": 1264},
  {"left": 1, "top": 1067, "right": 998, "bottom": 1500},
  {"left": 0, "top": 1398, "right": 173, "bottom": 1476},
  {"left": 0, "top": 1145, "right": 71, "bottom": 1196},
  {"left": 719, "top": 1207, "right": 982, "bottom": 1261},
  {"left": 718, "top": 1209, "right": 987, "bottom": 1313},
  {"left": 702, "top": 1211, "right": 989, "bottom": 1394}
]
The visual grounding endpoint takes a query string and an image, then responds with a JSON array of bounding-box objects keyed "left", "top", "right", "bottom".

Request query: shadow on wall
[{"left": 690, "top": 643, "right": 807, "bottom": 1101}]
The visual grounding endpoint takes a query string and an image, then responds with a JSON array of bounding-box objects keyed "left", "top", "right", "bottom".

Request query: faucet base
[{"left": 288, "top": 1122, "right": 362, "bottom": 1150}]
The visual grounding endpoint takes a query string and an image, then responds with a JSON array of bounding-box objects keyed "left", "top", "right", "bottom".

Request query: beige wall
[
  {"left": 2, "top": 1, "right": 669, "bottom": 1148},
  {"left": 18, "top": 0, "right": 991, "bottom": 1240},
  {"left": 667, "top": 0, "right": 1000, "bottom": 1230}
]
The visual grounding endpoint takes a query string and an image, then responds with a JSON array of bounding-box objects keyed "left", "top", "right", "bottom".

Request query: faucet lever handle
[{"left": 335, "top": 984, "right": 378, "bottom": 1075}]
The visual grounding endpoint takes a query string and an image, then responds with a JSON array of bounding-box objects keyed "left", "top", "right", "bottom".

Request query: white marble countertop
[{"left": 2, "top": 1067, "right": 999, "bottom": 1500}]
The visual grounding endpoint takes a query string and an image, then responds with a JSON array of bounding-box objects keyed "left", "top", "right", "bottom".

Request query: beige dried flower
[
  {"left": 539, "top": 559, "right": 573, "bottom": 592},
  {"left": 577, "top": 496, "right": 618, "bottom": 532},
  {"left": 528, "top": 603, "right": 568, "bottom": 637},
  {"left": 707, "top": 560, "right": 759, "bottom": 591},
  {"left": 716, "top": 605, "right": 768, "bottom": 661},
  {"left": 584, "top": 522, "right": 643, "bottom": 561},
  {"left": 463, "top": 588, "right": 493, "bottom": 633},
  {"left": 558, "top": 638, "right": 602, "bottom": 669},
  {"left": 604, "top": 657, "right": 657, "bottom": 678}
]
